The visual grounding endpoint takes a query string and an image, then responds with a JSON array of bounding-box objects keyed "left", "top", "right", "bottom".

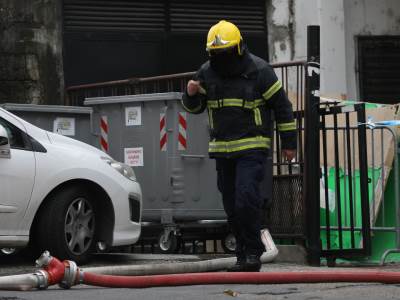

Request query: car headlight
[{"left": 101, "top": 157, "right": 137, "bottom": 181}]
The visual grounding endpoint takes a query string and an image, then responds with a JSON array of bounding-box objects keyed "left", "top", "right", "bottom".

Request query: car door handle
[{"left": 0, "top": 149, "right": 10, "bottom": 158}]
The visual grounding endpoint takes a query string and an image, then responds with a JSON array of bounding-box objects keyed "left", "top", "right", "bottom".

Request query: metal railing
[
  {"left": 65, "top": 61, "right": 307, "bottom": 107},
  {"left": 369, "top": 126, "right": 400, "bottom": 265},
  {"left": 317, "top": 121, "right": 400, "bottom": 265},
  {"left": 264, "top": 61, "right": 307, "bottom": 239}
]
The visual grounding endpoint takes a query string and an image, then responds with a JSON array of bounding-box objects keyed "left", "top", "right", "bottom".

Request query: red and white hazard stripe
[
  {"left": 178, "top": 112, "right": 187, "bottom": 150},
  {"left": 100, "top": 115, "right": 109, "bottom": 153},
  {"left": 160, "top": 113, "right": 167, "bottom": 151}
]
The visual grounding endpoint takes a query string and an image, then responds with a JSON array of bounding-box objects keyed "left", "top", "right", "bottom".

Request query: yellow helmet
[{"left": 206, "top": 20, "right": 243, "bottom": 55}]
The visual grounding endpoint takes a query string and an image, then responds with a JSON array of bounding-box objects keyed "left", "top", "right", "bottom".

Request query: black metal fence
[
  {"left": 265, "top": 174, "right": 304, "bottom": 238},
  {"left": 264, "top": 62, "right": 306, "bottom": 240},
  {"left": 318, "top": 103, "right": 371, "bottom": 263},
  {"left": 303, "top": 26, "right": 371, "bottom": 265}
]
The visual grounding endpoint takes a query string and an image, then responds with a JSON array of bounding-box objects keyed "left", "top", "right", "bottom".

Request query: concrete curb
[{"left": 275, "top": 245, "right": 308, "bottom": 264}]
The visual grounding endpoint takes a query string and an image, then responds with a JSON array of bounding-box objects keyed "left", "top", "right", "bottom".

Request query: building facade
[{"left": 0, "top": 0, "right": 399, "bottom": 105}]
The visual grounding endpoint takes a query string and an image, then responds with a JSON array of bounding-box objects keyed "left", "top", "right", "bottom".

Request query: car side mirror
[{"left": 0, "top": 124, "right": 11, "bottom": 159}]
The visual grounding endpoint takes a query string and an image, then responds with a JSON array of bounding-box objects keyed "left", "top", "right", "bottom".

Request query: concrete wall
[
  {"left": 319, "top": 0, "right": 347, "bottom": 99},
  {"left": 268, "top": 0, "right": 400, "bottom": 101},
  {"left": 1, "top": 1, "right": 398, "bottom": 105},
  {"left": 267, "top": 0, "right": 295, "bottom": 62},
  {"left": 0, "top": 0, "right": 64, "bottom": 104},
  {"left": 268, "top": 0, "right": 320, "bottom": 62}
]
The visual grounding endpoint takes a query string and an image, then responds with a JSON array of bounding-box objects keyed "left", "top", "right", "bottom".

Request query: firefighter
[{"left": 181, "top": 20, "right": 297, "bottom": 272}]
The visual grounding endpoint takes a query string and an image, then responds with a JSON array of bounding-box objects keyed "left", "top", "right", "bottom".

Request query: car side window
[{"left": 0, "top": 117, "right": 27, "bottom": 149}]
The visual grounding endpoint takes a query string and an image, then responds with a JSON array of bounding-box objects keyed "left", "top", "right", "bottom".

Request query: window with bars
[{"left": 358, "top": 36, "right": 400, "bottom": 104}]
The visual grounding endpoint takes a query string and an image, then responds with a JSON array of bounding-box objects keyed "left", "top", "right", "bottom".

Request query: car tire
[{"left": 34, "top": 185, "right": 97, "bottom": 264}]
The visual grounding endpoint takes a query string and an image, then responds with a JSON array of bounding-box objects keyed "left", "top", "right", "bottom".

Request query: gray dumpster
[
  {"left": 84, "top": 92, "right": 272, "bottom": 252},
  {"left": 1, "top": 103, "right": 94, "bottom": 145},
  {"left": 84, "top": 93, "right": 224, "bottom": 220}
]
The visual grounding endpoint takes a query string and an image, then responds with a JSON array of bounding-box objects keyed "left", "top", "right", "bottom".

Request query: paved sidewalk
[{"left": 1, "top": 250, "right": 400, "bottom": 300}]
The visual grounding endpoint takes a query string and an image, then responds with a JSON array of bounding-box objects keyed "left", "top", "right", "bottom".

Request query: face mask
[{"left": 209, "top": 50, "right": 244, "bottom": 77}]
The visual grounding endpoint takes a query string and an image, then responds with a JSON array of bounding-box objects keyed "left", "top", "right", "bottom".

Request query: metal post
[
  {"left": 304, "top": 25, "right": 321, "bottom": 266},
  {"left": 380, "top": 127, "right": 400, "bottom": 265},
  {"left": 345, "top": 113, "right": 356, "bottom": 248},
  {"left": 356, "top": 104, "right": 371, "bottom": 256},
  {"left": 395, "top": 137, "right": 400, "bottom": 249}
]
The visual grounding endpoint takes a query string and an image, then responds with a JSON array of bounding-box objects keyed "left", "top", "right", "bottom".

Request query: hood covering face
[{"left": 209, "top": 46, "right": 247, "bottom": 77}]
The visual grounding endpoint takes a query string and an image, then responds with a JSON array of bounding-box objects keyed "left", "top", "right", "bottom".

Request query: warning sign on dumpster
[
  {"left": 53, "top": 117, "right": 75, "bottom": 136},
  {"left": 124, "top": 147, "right": 144, "bottom": 167},
  {"left": 125, "top": 106, "right": 141, "bottom": 126}
]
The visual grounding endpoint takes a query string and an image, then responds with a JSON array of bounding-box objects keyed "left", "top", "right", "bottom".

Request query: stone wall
[
  {"left": 266, "top": 0, "right": 296, "bottom": 62},
  {"left": 0, "top": 0, "right": 64, "bottom": 104}
]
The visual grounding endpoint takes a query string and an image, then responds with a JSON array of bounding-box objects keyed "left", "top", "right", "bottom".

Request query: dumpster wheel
[
  {"left": 222, "top": 233, "right": 236, "bottom": 254},
  {"left": 158, "top": 231, "right": 179, "bottom": 254},
  {"left": 0, "top": 248, "right": 17, "bottom": 255}
]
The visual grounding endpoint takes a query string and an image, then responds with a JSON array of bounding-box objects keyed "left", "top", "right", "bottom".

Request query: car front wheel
[{"left": 34, "top": 185, "right": 97, "bottom": 264}]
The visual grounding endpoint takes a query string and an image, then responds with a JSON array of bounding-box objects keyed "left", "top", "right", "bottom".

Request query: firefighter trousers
[{"left": 216, "top": 151, "right": 267, "bottom": 259}]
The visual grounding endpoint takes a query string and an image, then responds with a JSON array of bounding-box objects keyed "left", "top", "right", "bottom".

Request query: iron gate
[
  {"left": 319, "top": 103, "right": 371, "bottom": 261},
  {"left": 304, "top": 58, "right": 372, "bottom": 265}
]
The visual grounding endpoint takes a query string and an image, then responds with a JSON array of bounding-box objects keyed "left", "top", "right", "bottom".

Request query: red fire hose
[
  {"left": 2, "top": 251, "right": 400, "bottom": 291},
  {"left": 83, "top": 270, "right": 400, "bottom": 288}
]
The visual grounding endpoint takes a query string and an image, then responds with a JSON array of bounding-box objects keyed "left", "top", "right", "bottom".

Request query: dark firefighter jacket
[{"left": 181, "top": 50, "right": 297, "bottom": 158}]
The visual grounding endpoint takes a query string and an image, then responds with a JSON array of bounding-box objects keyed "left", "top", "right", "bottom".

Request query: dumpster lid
[
  {"left": 1, "top": 103, "right": 93, "bottom": 114},
  {"left": 84, "top": 92, "right": 183, "bottom": 106}
]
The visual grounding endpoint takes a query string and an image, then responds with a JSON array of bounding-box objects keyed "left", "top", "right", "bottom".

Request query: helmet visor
[{"left": 207, "top": 45, "right": 237, "bottom": 57}]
